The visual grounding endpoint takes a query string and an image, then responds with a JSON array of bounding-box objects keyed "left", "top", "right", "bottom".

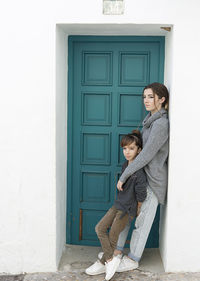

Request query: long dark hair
[{"left": 143, "top": 82, "right": 169, "bottom": 110}]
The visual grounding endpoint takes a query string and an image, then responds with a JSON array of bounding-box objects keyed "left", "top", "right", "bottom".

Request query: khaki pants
[{"left": 95, "top": 206, "right": 132, "bottom": 264}]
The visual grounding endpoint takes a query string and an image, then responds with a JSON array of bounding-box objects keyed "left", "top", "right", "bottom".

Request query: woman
[{"left": 114, "top": 82, "right": 169, "bottom": 273}]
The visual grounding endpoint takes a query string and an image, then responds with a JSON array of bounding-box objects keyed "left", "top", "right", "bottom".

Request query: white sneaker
[
  {"left": 85, "top": 260, "right": 105, "bottom": 275},
  {"left": 98, "top": 252, "right": 104, "bottom": 260},
  {"left": 117, "top": 255, "right": 139, "bottom": 272},
  {"left": 105, "top": 254, "right": 122, "bottom": 280}
]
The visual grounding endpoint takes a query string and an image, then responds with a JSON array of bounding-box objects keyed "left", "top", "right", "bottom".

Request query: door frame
[{"left": 66, "top": 35, "right": 165, "bottom": 244}]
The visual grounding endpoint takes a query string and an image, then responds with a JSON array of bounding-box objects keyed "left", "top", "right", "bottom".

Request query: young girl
[
  {"left": 114, "top": 82, "right": 169, "bottom": 272},
  {"left": 85, "top": 130, "right": 147, "bottom": 280}
]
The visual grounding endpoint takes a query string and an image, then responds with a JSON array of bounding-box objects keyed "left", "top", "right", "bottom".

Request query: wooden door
[{"left": 67, "top": 36, "right": 164, "bottom": 247}]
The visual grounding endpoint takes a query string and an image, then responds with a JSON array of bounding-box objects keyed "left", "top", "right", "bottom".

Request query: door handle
[{"left": 79, "top": 209, "right": 83, "bottom": 240}]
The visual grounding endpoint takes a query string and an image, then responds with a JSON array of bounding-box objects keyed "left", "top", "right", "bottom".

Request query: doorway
[{"left": 67, "top": 36, "right": 165, "bottom": 247}]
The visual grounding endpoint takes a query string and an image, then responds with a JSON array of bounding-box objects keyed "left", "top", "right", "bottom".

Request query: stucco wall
[
  {"left": 0, "top": 0, "right": 200, "bottom": 273},
  {"left": 161, "top": 22, "right": 200, "bottom": 271},
  {"left": 0, "top": 5, "right": 57, "bottom": 272},
  {"left": 56, "top": 26, "right": 68, "bottom": 269}
]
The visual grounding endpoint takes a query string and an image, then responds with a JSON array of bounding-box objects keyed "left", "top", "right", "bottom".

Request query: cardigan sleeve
[
  {"left": 119, "top": 119, "right": 168, "bottom": 183},
  {"left": 134, "top": 169, "right": 147, "bottom": 202}
]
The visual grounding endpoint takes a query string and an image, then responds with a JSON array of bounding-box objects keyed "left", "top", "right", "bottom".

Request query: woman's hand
[{"left": 117, "top": 180, "right": 123, "bottom": 191}]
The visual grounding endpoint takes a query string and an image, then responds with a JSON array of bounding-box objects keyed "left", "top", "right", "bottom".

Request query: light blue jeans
[{"left": 116, "top": 186, "right": 159, "bottom": 262}]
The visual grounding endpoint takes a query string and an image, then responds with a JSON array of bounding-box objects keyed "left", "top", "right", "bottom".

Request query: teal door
[{"left": 67, "top": 36, "right": 164, "bottom": 247}]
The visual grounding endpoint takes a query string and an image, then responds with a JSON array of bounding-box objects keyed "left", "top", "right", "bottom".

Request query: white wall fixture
[{"left": 103, "top": 0, "right": 124, "bottom": 15}]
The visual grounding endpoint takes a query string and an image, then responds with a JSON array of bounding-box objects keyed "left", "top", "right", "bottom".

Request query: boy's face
[{"left": 123, "top": 142, "right": 141, "bottom": 163}]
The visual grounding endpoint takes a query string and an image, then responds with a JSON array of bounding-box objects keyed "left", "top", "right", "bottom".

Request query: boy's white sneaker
[
  {"left": 98, "top": 252, "right": 104, "bottom": 260},
  {"left": 105, "top": 254, "right": 122, "bottom": 280},
  {"left": 85, "top": 260, "right": 105, "bottom": 275},
  {"left": 117, "top": 255, "right": 139, "bottom": 272}
]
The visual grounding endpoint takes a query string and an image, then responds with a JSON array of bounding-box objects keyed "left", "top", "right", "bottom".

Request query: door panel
[{"left": 67, "top": 36, "right": 164, "bottom": 247}]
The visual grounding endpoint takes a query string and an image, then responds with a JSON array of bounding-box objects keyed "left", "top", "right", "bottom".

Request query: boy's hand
[
  {"left": 137, "top": 202, "right": 142, "bottom": 216},
  {"left": 117, "top": 180, "right": 123, "bottom": 191}
]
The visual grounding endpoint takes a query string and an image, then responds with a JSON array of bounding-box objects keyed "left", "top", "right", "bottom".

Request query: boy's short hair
[{"left": 120, "top": 130, "right": 142, "bottom": 149}]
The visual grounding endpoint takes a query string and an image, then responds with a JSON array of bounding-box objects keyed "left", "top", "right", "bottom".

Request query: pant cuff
[
  {"left": 128, "top": 252, "right": 140, "bottom": 262},
  {"left": 116, "top": 246, "right": 124, "bottom": 251}
]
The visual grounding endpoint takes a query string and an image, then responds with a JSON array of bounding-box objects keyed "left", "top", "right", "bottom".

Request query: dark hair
[
  {"left": 143, "top": 82, "right": 169, "bottom": 110},
  {"left": 120, "top": 130, "right": 142, "bottom": 149}
]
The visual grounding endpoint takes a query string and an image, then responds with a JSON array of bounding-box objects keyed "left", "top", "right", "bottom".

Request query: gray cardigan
[{"left": 119, "top": 108, "right": 169, "bottom": 205}]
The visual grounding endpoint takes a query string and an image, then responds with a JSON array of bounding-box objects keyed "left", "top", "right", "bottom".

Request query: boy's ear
[{"left": 138, "top": 148, "right": 141, "bottom": 154}]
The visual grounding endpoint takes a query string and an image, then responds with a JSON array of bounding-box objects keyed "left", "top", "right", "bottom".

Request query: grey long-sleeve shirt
[{"left": 119, "top": 108, "right": 169, "bottom": 204}]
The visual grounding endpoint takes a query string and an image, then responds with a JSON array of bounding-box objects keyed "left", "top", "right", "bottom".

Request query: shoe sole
[
  {"left": 85, "top": 269, "right": 106, "bottom": 275},
  {"left": 116, "top": 265, "right": 138, "bottom": 273}
]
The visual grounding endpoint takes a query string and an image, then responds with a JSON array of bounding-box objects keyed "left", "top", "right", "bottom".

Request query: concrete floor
[
  {"left": 2, "top": 245, "right": 200, "bottom": 281},
  {"left": 59, "top": 244, "right": 164, "bottom": 273}
]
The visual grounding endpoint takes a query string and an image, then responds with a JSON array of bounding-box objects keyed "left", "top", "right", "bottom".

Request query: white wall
[
  {"left": 0, "top": 2, "right": 57, "bottom": 274},
  {"left": 159, "top": 28, "right": 174, "bottom": 269},
  {"left": 56, "top": 26, "right": 68, "bottom": 268},
  {"left": 0, "top": 0, "right": 200, "bottom": 274},
  {"left": 161, "top": 22, "right": 200, "bottom": 271}
]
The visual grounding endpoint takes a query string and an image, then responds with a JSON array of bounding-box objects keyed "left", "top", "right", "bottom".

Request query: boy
[{"left": 85, "top": 130, "right": 147, "bottom": 280}]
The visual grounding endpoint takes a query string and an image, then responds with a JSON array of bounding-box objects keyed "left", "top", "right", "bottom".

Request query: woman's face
[{"left": 143, "top": 88, "right": 164, "bottom": 114}]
